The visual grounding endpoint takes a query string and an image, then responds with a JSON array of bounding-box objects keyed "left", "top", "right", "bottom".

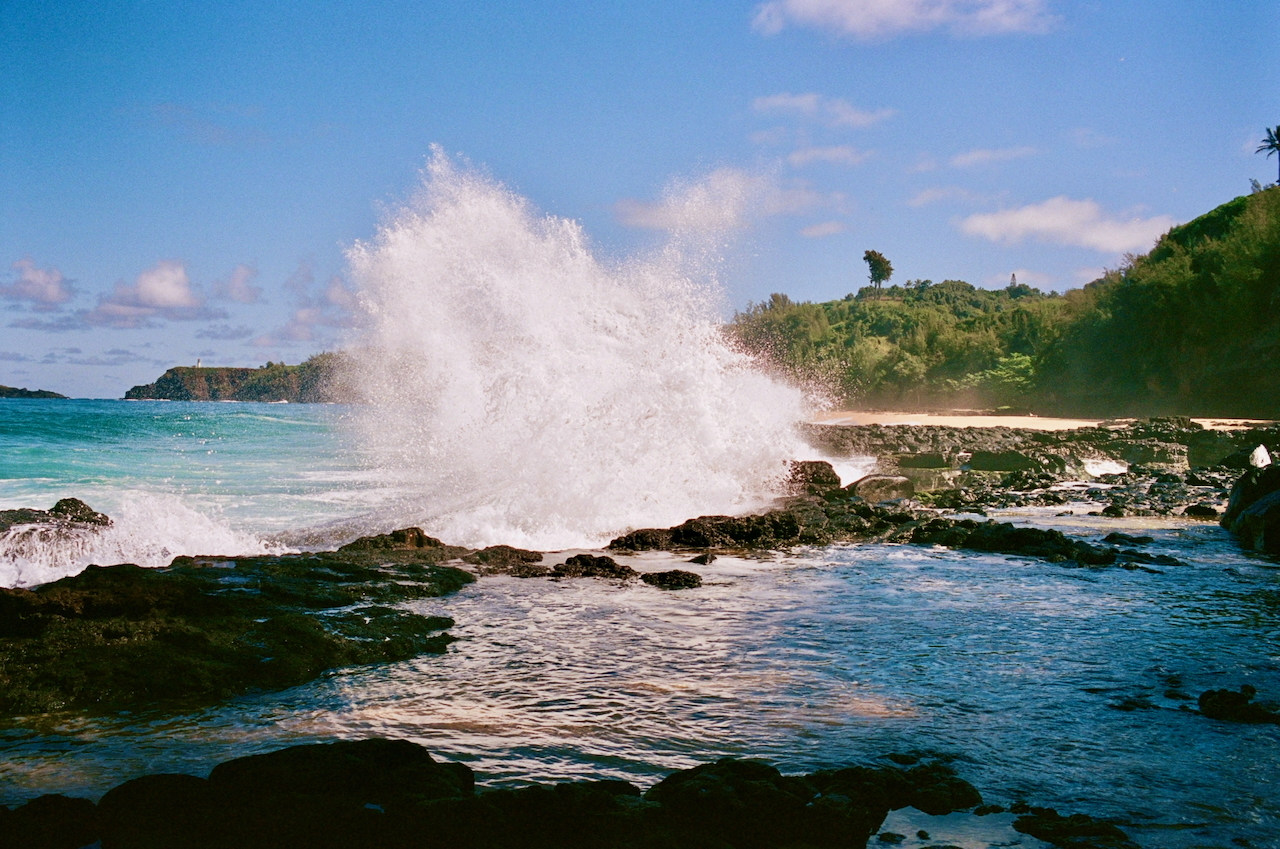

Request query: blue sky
[{"left": 2, "top": 0, "right": 1277, "bottom": 397}]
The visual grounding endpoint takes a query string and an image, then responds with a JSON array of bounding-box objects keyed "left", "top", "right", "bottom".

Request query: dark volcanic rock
[
  {"left": 1012, "top": 808, "right": 1140, "bottom": 849},
  {"left": 8, "top": 740, "right": 1087, "bottom": 849},
  {"left": 1198, "top": 685, "right": 1280, "bottom": 724},
  {"left": 0, "top": 793, "right": 98, "bottom": 849},
  {"left": 640, "top": 569, "right": 703, "bottom": 590},
  {"left": 98, "top": 773, "right": 217, "bottom": 849},
  {"left": 0, "top": 497, "right": 111, "bottom": 541},
  {"left": 338, "top": 527, "right": 458, "bottom": 553},
  {"left": 463, "top": 544, "right": 544, "bottom": 574},
  {"left": 787, "top": 460, "right": 843, "bottom": 494},
  {"left": 1231, "top": 490, "right": 1280, "bottom": 555},
  {"left": 0, "top": 548, "right": 471, "bottom": 716},
  {"left": 552, "top": 554, "right": 636, "bottom": 579},
  {"left": 846, "top": 475, "right": 915, "bottom": 503}
]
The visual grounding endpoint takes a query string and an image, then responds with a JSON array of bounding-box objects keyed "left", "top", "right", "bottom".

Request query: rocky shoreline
[
  {"left": 3, "top": 418, "right": 1279, "bottom": 846},
  {"left": 0, "top": 737, "right": 1146, "bottom": 849}
]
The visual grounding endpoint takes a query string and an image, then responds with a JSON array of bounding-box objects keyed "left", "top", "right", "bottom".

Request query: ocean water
[{"left": 2, "top": 157, "right": 1278, "bottom": 847}]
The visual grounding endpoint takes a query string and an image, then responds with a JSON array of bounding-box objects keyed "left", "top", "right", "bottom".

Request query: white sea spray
[
  {"left": 345, "top": 150, "right": 811, "bottom": 549},
  {"left": 0, "top": 492, "right": 286, "bottom": 588}
]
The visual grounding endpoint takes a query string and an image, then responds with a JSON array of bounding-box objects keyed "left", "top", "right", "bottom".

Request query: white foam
[
  {"left": 1084, "top": 458, "right": 1129, "bottom": 477},
  {"left": 345, "top": 150, "right": 810, "bottom": 549},
  {"left": 0, "top": 492, "right": 287, "bottom": 588}
]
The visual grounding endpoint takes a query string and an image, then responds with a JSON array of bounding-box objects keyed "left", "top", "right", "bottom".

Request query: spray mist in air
[{"left": 345, "top": 149, "right": 809, "bottom": 549}]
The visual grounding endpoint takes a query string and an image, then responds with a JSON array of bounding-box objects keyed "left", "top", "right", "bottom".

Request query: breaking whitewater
[{"left": 1, "top": 154, "right": 1277, "bottom": 849}]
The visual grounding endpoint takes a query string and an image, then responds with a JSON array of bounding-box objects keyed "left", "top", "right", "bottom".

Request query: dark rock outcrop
[
  {"left": 0, "top": 537, "right": 471, "bottom": 716},
  {"left": 552, "top": 554, "right": 636, "bottom": 580},
  {"left": 1221, "top": 463, "right": 1280, "bottom": 554},
  {"left": 640, "top": 569, "right": 703, "bottom": 590},
  {"left": 0, "top": 497, "right": 111, "bottom": 535},
  {"left": 1012, "top": 807, "right": 1141, "bottom": 849},
  {"left": 0, "top": 741, "right": 999, "bottom": 849},
  {"left": 1198, "top": 685, "right": 1280, "bottom": 725},
  {"left": 787, "top": 460, "right": 843, "bottom": 495}
]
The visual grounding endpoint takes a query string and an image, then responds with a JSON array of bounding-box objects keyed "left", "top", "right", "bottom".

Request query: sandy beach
[{"left": 811, "top": 410, "right": 1279, "bottom": 432}]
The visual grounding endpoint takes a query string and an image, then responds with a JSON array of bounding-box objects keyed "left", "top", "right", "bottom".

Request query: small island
[
  {"left": 124, "top": 351, "right": 352, "bottom": 403},
  {"left": 0, "top": 385, "right": 68, "bottom": 399}
]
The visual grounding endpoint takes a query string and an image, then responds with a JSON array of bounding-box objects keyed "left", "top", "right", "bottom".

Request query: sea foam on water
[{"left": 346, "top": 150, "right": 809, "bottom": 549}]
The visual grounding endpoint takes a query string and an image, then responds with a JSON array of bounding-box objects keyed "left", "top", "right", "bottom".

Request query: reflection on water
[{"left": 2, "top": 521, "right": 1277, "bottom": 848}]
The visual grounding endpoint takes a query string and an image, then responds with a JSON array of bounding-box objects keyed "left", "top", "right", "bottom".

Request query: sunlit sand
[{"left": 812, "top": 410, "right": 1278, "bottom": 431}]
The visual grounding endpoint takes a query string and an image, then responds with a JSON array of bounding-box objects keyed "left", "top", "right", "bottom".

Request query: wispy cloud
[
  {"left": 1071, "top": 128, "right": 1116, "bottom": 149},
  {"left": 137, "top": 103, "right": 270, "bottom": 147},
  {"left": 615, "top": 169, "right": 823, "bottom": 233},
  {"left": 800, "top": 220, "right": 848, "bottom": 238},
  {"left": 212, "top": 263, "right": 262, "bottom": 303},
  {"left": 959, "top": 196, "right": 1176, "bottom": 253},
  {"left": 788, "top": 145, "right": 872, "bottom": 167},
  {"left": 949, "top": 146, "right": 1039, "bottom": 167},
  {"left": 250, "top": 266, "right": 356, "bottom": 346},
  {"left": 752, "top": 0, "right": 1058, "bottom": 40},
  {"left": 2, "top": 259, "right": 74, "bottom": 309},
  {"left": 196, "top": 324, "right": 256, "bottom": 340},
  {"left": 753, "top": 92, "right": 894, "bottom": 128},
  {"left": 907, "top": 186, "right": 980, "bottom": 207}
]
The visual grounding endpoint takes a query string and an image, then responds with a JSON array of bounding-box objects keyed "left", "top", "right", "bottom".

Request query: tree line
[{"left": 729, "top": 185, "right": 1280, "bottom": 418}]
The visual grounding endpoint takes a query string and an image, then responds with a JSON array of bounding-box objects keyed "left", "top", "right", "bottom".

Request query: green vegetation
[
  {"left": 731, "top": 187, "right": 1280, "bottom": 417},
  {"left": 1259, "top": 125, "right": 1280, "bottom": 184},
  {"left": 125, "top": 351, "right": 355, "bottom": 402}
]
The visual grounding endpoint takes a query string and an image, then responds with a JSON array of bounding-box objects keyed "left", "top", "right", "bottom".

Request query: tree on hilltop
[
  {"left": 863, "top": 250, "right": 893, "bottom": 296},
  {"left": 1258, "top": 125, "right": 1280, "bottom": 184}
]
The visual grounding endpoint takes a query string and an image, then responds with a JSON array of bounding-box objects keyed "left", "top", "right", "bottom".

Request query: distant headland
[
  {"left": 124, "top": 352, "right": 354, "bottom": 403},
  {"left": 0, "top": 385, "right": 67, "bottom": 399}
]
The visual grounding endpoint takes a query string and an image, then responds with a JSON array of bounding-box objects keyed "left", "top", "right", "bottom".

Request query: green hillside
[{"left": 730, "top": 186, "right": 1280, "bottom": 417}]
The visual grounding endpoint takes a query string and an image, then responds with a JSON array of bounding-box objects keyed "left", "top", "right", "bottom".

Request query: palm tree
[{"left": 1258, "top": 126, "right": 1280, "bottom": 184}]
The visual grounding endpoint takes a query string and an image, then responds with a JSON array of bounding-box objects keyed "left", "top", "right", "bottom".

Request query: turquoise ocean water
[{"left": 1, "top": 398, "right": 1278, "bottom": 848}]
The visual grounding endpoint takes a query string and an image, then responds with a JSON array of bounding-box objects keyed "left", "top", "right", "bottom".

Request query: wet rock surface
[
  {"left": 0, "top": 738, "right": 1027, "bottom": 849},
  {"left": 0, "top": 521, "right": 473, "bottom": 716},
  {"left": 1010, "top": 805, "right": 1141, "bottom": 849}
]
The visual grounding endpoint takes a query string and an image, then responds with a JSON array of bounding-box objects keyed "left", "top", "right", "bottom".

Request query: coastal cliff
[{"left": 124, "top": 352, "right": 353, "bottom": 403}]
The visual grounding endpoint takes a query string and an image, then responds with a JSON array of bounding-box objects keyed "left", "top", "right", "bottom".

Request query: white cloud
[
  {"left": 252, "top": 273, "right": 357, "bottom": 346},
  {"left": 213, "top": 263, "right": 262, "bottom": 303},
  {"left": 959, "top": 196, "right": 1176, "bottom": 253},
  {"left": 2, "top": 259, "right": 74, "bottom": 307},
  {"left": 752, "top": 0, "right": 1058, "bottom": 39},
  {"left": 615, "top": 168, "right": 823, "bottom": 233},
  {"left": 907, "top": 186, "right": 979, "bottom": 207},
  {"left": 752, "top": 92, "right": 894, "bottom": 128},
  {"left": 801, "top": 220, "right": 848, "bottom": 238},
  {"left": 949, "top": 146, "right": 1038, "bottom": 167},
  {"left": 86, "top": 260, "right": 216, "bottom": 328},
  {"left": 788, "top": 145, "right": 872, "bottom": 167}
]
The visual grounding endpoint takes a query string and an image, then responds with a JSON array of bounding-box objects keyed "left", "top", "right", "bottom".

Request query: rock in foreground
[
  {"left": 0, "top": 527, "right": 472, "bottom": 716},
  {"left": 0, "top": 738, "right": 1008, "bottom": 849}
]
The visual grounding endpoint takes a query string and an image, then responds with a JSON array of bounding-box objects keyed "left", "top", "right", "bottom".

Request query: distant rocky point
[
  {"left": 0, "top": 385, "right": 67, "bottom": 399},
  {"left": 124, "top": 352, "right": 355, "bottom": 403}
]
